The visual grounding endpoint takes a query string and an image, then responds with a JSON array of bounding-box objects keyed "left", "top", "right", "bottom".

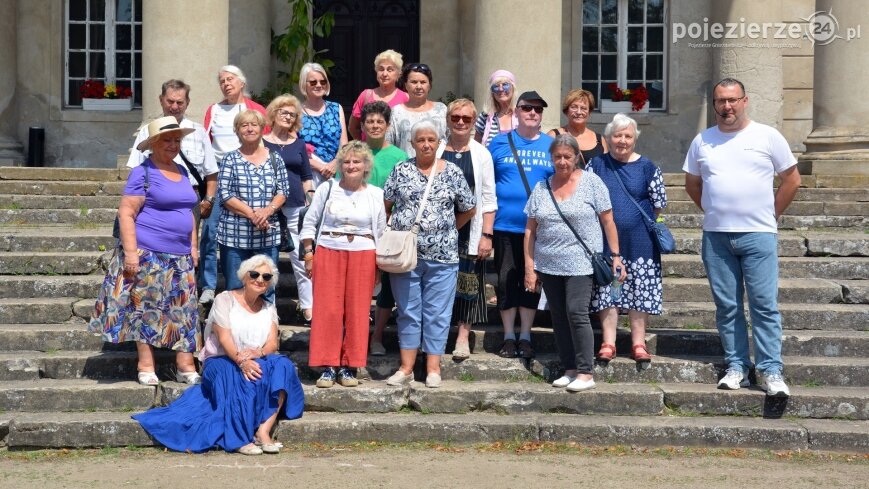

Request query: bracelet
[
  {"left": 259, "top": 347, "right": 265, "bottom": 357},
  {"left": 611, "top": 253, "right": 622, "bottom": 258},
  {"left": 481, "top": 232, "right": 494, "bottom": 240},
  {"left": 303, "top": 253, "right": 314, "bottom": 263}
]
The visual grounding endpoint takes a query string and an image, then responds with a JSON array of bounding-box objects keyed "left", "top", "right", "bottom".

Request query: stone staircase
[{"left": 0, "top": 167, "right": 867, "bottom": 452}]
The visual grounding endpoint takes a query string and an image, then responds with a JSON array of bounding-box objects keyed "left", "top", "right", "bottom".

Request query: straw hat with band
[{"left": 136, "top": 116, "right": 195, "bottom": 151}]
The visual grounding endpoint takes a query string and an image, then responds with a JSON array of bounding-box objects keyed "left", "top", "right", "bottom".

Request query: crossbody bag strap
[
  {"left": 508, "top": 132, "right": 532, "bottom": 197},
  {"left": 313, "top": 179, "right": 334, "bottom": 243},
  {"left": 411, "top": 160, "right": 440, "bottom": 231},
  {"left": 267, "top": 151, "right": 280, "bottom": 198},
  {"left": 545, "top": 178, "right": 595, "bottom": 259},
  {"left": 604, "top": 157, "right": 654, "bottom": 227}
]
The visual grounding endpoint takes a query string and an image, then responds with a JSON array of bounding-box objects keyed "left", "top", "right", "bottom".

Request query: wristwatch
[{"left": 203, "top": 195, "right": 215, "bottom": 204}]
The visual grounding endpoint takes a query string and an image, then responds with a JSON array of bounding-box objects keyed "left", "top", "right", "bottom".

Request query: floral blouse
[{"left": 383, "top": 160, "right": 476, "bottom": 264}]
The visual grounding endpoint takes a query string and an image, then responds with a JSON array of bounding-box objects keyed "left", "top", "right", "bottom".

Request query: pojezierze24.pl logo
[{"left": 672, "top": 9, "right": 861, "bottom": 46}]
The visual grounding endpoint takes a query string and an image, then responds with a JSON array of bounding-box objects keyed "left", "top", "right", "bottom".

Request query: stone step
[
  {"left": 0, "top": 379, "right": 155, "bottom": 412},
  {"left": 0, "top": 166, "right": 128, "bottom": 182},
  {"left": 662, "top": 255, "right": 869, "bottom": 280},
  {"left": 665, "top": 187, "right": 869, "bottom": 203},
  {"left": 0, "top": 297, "right": 77, "bottom": 324},
  {"left": 1, "top": 228, "right": 115, "bottom": 252},
  {"left": 3, "top": 411, "right": 865, "bottom": 452},
  {"left": 665, "top": 200, "right": 868, "bottom": 217},
  {"left": 662, "top": 172, "right": 869, "bottom": 190},
  {"left": 1, "top": 324, "right": 866, "bottom": 360},
  {"left": 661, "top": 214, "right": 866, "bottom": 230},
  {"left": 0, "top": 251, "right": 107, "bottom": 275},
  {"left": 0, "top": 208, "right": 117, "bottom": 225},
  {"left": 2, "top": 349, "right": 865, "bottom": 387},
  {"left": 0, "top": 274, "right": 104, "bottom": 298},
  {"left": 650, "top": 302, "right": 869, "bottom": 331},
  {"left": 2, "top": 194, "right": 121, "bottom": 210},
  {"left": 0, "top": 180, "right": 125, "bottom": 196},
  {"left": 664, "top": 278, "right": 852, "bottom": 304}
]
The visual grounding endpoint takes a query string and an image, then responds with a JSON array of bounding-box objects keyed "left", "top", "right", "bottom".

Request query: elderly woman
[
  {"left": 587, "top": 113, "right": 668, "bottom": 364},
  {"left": 474, "top": 69, "right": 519, "bottom": 147},
  {"left": 133, "top": 255, "right": 304, "bottom": 455},
  {"left": 263, "top": 94, "right": 314, "bottom": 323},
  {"left": 383, "top": 120, "right": 476, "bottom": 388},
  {"left": 547, "top": 89, "right": 608, "bottom": 165},
  {"left": 300, "top": 141, "right": 387, "bottom": 388},
  {"left": 200, "top": 65, "right": 269, "bottom": 304},
  {"left": 524, "top": 134, "right": 625, "bottom": 392},
  {"left": 360, "top": 101, "right": 409, "bottom": 356},
  {"left": 89, "top": 116, "right": 201, "bottom": 385},
  {"left": 298, "top": 62, "right": 348, "bottom": 185},
  {"left": 217, "top": 110, "right": 290, "bottom": 301},
  {"left": 348, "top": 49, "right": 409, "bottom": 141},
  {"left": 386, "top": 63, "right": 448, "bottom": 157},
  {"left": 436, "top": 99, "right": 497, "bottom": 360}
]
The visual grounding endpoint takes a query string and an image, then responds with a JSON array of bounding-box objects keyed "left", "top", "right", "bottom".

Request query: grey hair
[
  {"left": 604, "top": 113, "right": 641, "bottom": 139},
  {"left": 409, "top": 119, "right": 439, "bottom": 142},
  {"left": 549, "top": 133, "right": 581, "bottom": 157},
  {"left": 298, "top": 62, "right": 330, "bottom": 97},
  {"left": 218, "top": 65, "right": 250, "bottom": 98},
  {"left": 236, "top": 254, "right": 279, "bottom": 288}
]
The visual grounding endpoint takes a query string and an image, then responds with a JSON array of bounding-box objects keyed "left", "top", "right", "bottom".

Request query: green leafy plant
[{"left": 257, "top": 0, "right": 335, "bottom": 104}]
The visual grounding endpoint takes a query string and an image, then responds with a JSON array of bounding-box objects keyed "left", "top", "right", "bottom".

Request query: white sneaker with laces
[
  {"left": 760, "top": 371, "right": 790, "bottom": 397},
  {"left": 717, "top": 368, "right": 749, "bottom": 390}
]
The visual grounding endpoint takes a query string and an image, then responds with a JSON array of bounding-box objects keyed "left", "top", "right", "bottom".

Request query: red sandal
[
  {"left": 631, "top": 344, "right": 652, "bottom": 362},
  {"left": 596, "top": 343, "right": 616, "bottom": 361}
]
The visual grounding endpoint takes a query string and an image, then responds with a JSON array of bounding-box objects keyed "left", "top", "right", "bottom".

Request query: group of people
[{"left": 87, "top": 45, "right": 800, "bottom": 455}]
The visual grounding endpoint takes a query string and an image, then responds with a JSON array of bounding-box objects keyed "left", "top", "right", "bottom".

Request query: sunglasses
[
  {"left": 450, "top": 115, "right": 474, "bottom": 124},
  {"left": 247, "top": 270, "right": 274, "bottom": 282},
  {"left": 518, "top": 104, "right": 544, "bottom": 114},
  {"left": 490, "top": 82, "right": 512, "bottom": 93},
  {"left": 406, "top": 63, "right": 432, "bottom": 74},
  {"left": 307, "top": 79, "right": 328, "bottom": 87}
]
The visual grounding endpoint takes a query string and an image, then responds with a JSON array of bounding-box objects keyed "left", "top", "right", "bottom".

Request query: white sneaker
[
  {"left": 199, "top": 288, "right": 215, "bottom": 304},
  {"left": 551, "top": 375, "right": 576, "bottom": 388},
  {"left": 717, "top": 368, "right": 749, "bottom": 390},
  {"left": 760, "top": 371, "right": 790, "bottom": 397},
  {"left": 565, "top": 378, "right": 596, "bottom": 392}
]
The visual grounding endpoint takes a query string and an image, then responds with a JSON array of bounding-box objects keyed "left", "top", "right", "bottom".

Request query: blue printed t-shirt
[{"left": 488, "top": 130, "right": 554, "bottom": 233}]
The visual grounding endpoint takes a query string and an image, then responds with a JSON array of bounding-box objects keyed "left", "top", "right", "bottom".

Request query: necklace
[{"left": 446, "top": 140, "right": 469, "bottom": 158}]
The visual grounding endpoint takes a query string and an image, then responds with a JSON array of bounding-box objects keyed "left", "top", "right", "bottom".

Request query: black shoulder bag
[
  {"left": 267, "top": 152, "right": 294, "bottom": 253},
  {"left": 604, "top": 158, "right": 675, "bottom": 254},
  {"left": 507, "top": 132, "right": 532, "bottom": 197},
  {"left": 178, "top": 151, "right": 207, "bottom": 200},
  {"left": 544, "top": 178, "right": 614, "bottom": 286}
]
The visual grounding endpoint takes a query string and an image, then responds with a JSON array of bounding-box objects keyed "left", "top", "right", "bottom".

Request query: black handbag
[
  {"left": 544, "top": 179, "right": 614, "bottom": 287},
  {"left": 604, "top": 157, "right": 675, "bottom": 254},
  {"left": 267, "top": 152, "right": 294, "bottom": 253}
]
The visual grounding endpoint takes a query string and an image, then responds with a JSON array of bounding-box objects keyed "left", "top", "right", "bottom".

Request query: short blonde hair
[
  {"left": 447, "top": 98, "right": 477, "bottom": 122},
  {"left": 265, "top": 94, "right": 303, "bottom": 133},
  {"left": 233, "top": 109, "right": 266, "bottom": 135},
  {"left": 562, "top": 89, "right": 597, "bottom": 113},
  {"left": 336, "top": 141, "right": 374, "bottom": 181},
  {"left": 374, "top": 49, "right": 403, "bottom": 71},
  {"left": 298, "top": 62, "right": 330, "bottom": 97},
  {"left": 237, "top": 254, "right": 279, "bottom": 288}
]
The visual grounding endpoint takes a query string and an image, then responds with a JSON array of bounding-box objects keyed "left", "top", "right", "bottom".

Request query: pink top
[{"left": 351, "top": 88, "right": 410, "bottom": 118}]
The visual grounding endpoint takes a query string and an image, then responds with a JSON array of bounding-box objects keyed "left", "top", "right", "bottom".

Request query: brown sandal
[
  {"left": 631, "top": 344, "right": 652, "bottom": 363},
  {"left": 596, "top": 343, "right": 616, "bottom": 361}
]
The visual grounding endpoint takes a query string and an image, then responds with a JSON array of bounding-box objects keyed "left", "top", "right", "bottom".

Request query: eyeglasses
[
  {"left": 307, "top": 79, "right": 329, "bottom": 87},
  {"left": 277, "top": 110, "right": 297, "bottom": 119},
  {"left": 566, "top": 104, "right": 589, "bottom": 113},
  {"left": 490, "top": 82, "right": 512, "bottom": 93},
  {"left": 713, "top": 96, "right": 745, "bottom": 106},
  {"left": 247, "top": 270, "right": 273, "bottom": 282},
  {"left": 518, "top": 104, "right": 544, "bottom": 114},
  {"left": 406, "top": 63, "right": 432, "bottom": 74},
  {"left": 450, "top": 115, "right": 474, "bottom": 124}
]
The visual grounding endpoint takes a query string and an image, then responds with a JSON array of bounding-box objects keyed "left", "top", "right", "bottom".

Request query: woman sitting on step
[
  {"left": 133, "top": 254, "right": 304, "bottom": 455},
  {"left": 88, "top": 116, "right": 201, "bottom": 386}
]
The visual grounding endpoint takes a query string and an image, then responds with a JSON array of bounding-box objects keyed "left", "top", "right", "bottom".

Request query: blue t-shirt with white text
[{"left": 488, "top": 131, "right": 554, "bottom": 233}]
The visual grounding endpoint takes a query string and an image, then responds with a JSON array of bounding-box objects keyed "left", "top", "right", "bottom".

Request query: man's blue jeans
[
  {"left": 198, "top": 205, "right": 221, "bottom": 290},
  {"left": 701, "top": 231, "right": 783, "bottom": 375}
]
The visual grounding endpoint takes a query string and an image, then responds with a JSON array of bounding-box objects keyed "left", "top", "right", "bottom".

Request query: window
[
  {"left": 65, "top": 0, "right": 142, "bottom": 107},
  {"left": 580, "top": 0, "right": 667, "bottom": 110}
]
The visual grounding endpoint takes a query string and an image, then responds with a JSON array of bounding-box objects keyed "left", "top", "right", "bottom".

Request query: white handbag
[{"left": 376, "top": 162, "right": 440, "bottom": 273}]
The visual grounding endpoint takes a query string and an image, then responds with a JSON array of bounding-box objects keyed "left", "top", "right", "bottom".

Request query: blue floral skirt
[
  {"left": 88, "top": 247, "right": 200, "bottom": 352},
  {"left": 132, "top": 355, "right": 305, "bottom": 453}
]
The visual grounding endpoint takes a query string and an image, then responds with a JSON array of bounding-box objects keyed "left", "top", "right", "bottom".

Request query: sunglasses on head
[
  {"left": 490, "top": 82, "right": 512, "bottom": 93},
  {"left": 518, "top": 104, "right": 544, "bottom": 114},
  {"left": 247, "top": 270, "right": 273, "bottom": 282},
  {"left": 307, "top": 79, "right": 328, "bottom": 87},
  {"left": 406, "top": 63, "right": 431, "bottom": 74},
  {"left": 450, "top": 115, "right": 474, "bottom": 124}
]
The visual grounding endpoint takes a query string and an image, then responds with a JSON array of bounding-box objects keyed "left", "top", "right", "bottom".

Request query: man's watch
[{"left": 203, "top": 195, "right": 215, "bottom": 204}]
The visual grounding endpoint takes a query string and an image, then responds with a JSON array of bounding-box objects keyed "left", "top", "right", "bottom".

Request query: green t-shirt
[{"left": 369, "top": 145, "right": 409, "bottom": 189}]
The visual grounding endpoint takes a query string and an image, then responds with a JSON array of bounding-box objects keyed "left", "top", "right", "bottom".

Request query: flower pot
[
  {"left": 600, "top": 99, "right": 649, "bottom": 114},
  {"left": 82, "top": 98, "right": 134, "bottom": 111}
]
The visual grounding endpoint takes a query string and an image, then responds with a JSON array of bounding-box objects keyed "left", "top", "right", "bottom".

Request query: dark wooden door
[{"left": 313, "top": 0, "right": 420, "bottom": 113}]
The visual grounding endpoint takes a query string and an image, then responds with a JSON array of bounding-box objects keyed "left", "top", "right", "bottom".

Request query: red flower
[
  {"left": 80, "top": 79, "right": 105, "bottom": 99},
  {"left": 607, "top": 83, "right": 648, "bottom": 111}
]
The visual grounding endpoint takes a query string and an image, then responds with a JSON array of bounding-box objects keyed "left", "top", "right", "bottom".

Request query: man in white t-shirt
[
  {"left": 683, "top": 78, "right": 801, "bottom": 398},
  {"left": 127, "top": 79, "right": 219, "bottom": 220}
]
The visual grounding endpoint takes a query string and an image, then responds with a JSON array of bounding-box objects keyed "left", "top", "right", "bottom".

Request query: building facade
[{"left": 0, "top": 0, "right": 864, "bottom": 173}]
